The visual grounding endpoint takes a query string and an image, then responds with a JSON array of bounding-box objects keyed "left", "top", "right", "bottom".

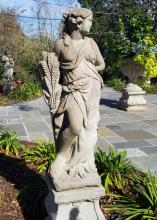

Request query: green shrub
[
  {"left": 9, "top": 82, "right": 42, "bottom": 101},
  {"left": 0, "top": 130, "right": 23, "bottom": 157},
  {"left": 105, "top": 78, "right": 125, "bottom": 90},
  {"left": 137, "top": 79, "right": 157, "bottom": 93},
  {"left": 95, "top": 148, "right": 141, "bottom": 193},
  {"left": 105, "top": 171, "right": 157, "bottom": 219},
  {"left": 23, "top": 141, "right": 56, "bottom": 173}
]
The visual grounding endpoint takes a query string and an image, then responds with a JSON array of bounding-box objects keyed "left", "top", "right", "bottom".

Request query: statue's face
[{"left": 81, "top": 14, "right": 93, "bottom": 33}]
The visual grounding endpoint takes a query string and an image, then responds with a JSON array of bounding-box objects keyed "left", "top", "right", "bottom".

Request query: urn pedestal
[
  {"left": 44, "top": 174, "right": 105, "bottom": 220},
  {"left": 119, "top": 83, "right": 146, "bottom": 111},
  {"left": 119, "top": 59, "right": 147, "bottom": 111}
]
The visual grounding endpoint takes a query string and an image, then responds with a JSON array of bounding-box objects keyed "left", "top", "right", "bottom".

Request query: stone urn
[{"left": 119, "top": 59, "right": 147, "bottom": 111}]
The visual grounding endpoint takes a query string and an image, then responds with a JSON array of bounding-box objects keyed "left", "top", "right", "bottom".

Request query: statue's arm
[
  {"left": 54, "top": 39, "right": 63, "bottom": 58},
  {"left": 91, "top": 39, "right": 105, "bottom": 73}
]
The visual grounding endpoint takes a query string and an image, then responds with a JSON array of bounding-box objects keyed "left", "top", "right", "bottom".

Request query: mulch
[
  {"left": 0, "top": 141, "right": 48, "bottom": 220},
  {"left": 0, "top": 141, "right": 114, "bottom": 220}
]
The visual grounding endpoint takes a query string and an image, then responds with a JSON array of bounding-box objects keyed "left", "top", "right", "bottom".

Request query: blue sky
[
  {"left": 0, "top": 0, "right": 80, "bottom": 36},
  {"left": 0, "top": 0, "right": 79, "bottom": 16}
]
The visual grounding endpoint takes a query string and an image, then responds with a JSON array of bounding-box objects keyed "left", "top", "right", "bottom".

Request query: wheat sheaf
[{"left": 40, "top": 51, "right": 62, "bottom": 115}]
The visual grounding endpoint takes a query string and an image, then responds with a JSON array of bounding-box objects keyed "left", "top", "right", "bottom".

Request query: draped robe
[{"left": 53, "top": 36, "right": 103, "bottom": 182}]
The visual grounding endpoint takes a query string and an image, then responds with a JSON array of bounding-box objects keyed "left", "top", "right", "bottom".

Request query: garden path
[{"left": 0, "top": 86, "right": 157, "bottom": 172}]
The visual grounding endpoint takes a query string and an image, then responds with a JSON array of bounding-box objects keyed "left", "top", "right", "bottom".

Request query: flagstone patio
[{"left": 0, "top": 86, "right": 157, "bottom": 172}]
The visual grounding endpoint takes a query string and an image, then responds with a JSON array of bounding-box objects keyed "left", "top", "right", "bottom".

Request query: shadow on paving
[
  {"left": 0, "top": 153, "right": 48, "bottom": 220},
  {"left": 18, "top": 105, "right": 35, "bottom": 111},
  {"left": 70, "top": 208, "right": 79, "bottom": 220},
  {"left": 100, "top": 98, "right": 120, "bottom": 109}
]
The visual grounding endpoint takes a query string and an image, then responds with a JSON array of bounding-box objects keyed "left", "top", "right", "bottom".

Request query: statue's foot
[{"left": 50, "top": 155, "right": 67, "bottom": 176}]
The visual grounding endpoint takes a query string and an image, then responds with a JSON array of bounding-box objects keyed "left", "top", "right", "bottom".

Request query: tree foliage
[
  {"left": 78, "top": 0, "right": 157, "bottom": 78},
  {"left": 0, "top": 8, "right": 55, "bottom": 82}
]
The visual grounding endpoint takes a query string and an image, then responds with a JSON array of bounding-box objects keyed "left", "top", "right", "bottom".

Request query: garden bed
[
  {"left": 0, "top": 131, "right": 157, "bottom": 220},
  {"left": 0, "top": 81, "right": 42, "bottom": 106},
  {"left": 0, "top": 150, "right": 114, "bottom": 220},
  {"left": 0, "top": 93, "right": 17, "bottom": 106},
  {"left": 0, "top": 93, "right": 42, "bottom": 106},
  {"left": 0, "top": 141, "right": 48, "bottom": 220}
]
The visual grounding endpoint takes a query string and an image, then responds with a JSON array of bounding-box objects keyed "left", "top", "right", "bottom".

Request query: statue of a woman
[{"left": 41, "top": 8, "right": 105, "bottom": 192}]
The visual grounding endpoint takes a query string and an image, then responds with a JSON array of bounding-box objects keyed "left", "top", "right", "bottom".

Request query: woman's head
[{"left": 62, "top": 7, "right": 93, "bottom": 34}]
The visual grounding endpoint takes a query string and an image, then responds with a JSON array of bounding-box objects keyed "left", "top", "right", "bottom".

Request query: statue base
[
  {"left": 44, "top": 173, "right": 105, "bottom": 220},
  {"left": 119, "top": 83, "right": 147, "bottom": 111}
]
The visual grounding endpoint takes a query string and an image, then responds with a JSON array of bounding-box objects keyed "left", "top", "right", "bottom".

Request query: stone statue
[
  {"left": 40, "top": 7, "right": 105, "bottom": 220},
  {"left": 2, "top": 51, "right": 14, "bottom": 81},
  {"left": 1, "top": 51, "right": 14, "bottom": 93},
  {"left": 41, "top": 7, "right": 105, "bottom": 191}
]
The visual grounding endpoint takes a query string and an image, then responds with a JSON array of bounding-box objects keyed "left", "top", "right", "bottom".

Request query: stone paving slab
[
  {"left": 24, "top": 121, "right": 51, "bottom": 133},
  {"left": 104, "top": 136, "right": 127, "bottom": 143},
  {"left": 143, "top": 126, "right": 157, "bottom": 136},
  {"left": 28, "top": 132, "right": 49, "bottom": 142},
  {"left": 140, "top": 146, "right": 157, "bottom": 155},
  {"left": 0, "top": 87, "right": 157, "bottom": 172},
  {"left": 118, "top": 148, "right": 147, "bottom": 159},
  {"left": 110, "top": 121, "right": 151, "bottom": 130},
  {"left": 113, "top": 140, "right": 152, "bottom": 149},
  {"left": 130, "top": 155, "right": 157, "bottom": 172},
  {"left": 98, "top": 128, "right": 117, "bottom": 137},
  {"left": 145, "top": 138, "right": 157, "bottom": 145},
  {"left": 143, "top": 119, "right": 157, "bottom": 125},
  {"left": 0, "top": 108, "right": 7, "bottom": 116},
  {"left": 115, "top": 130, "right": 156, "bottom": 140},
  {"left": 0, "top": 124, "right": 26, "bottom": 136}
]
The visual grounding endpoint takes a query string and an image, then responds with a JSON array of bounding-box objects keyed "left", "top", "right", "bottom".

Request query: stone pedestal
[
  {"left": 119, "top": 83, "right": 147, "bottom": 111},
  {"left": 45, "top": 174, "right": 105, "bottom": 220}
]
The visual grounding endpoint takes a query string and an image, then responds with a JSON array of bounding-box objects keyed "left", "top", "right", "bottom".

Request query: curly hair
[{"left": 62, "top": 7, "right": 92, "bottom": 35}]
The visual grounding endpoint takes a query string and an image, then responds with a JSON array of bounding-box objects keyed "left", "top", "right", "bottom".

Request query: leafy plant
[
  {"left": 0, "top": 130, "right": 23, "bottom": 157},
  {"left": 105, "top": 171, "right": 157, "bottom": 219},
  {"left": 79, "top": 0, "right": 157, "bottom": 79},
  {"left": 137, "top": 79, "right": 157, "bottom": 94},
  {"left": 23, "top": 141, "right": 56, "bottom": 173},
  {"left": 105, "top": 78, "right": 125, "bottom": 90},
  {"left": 9, "top": 82, "right": 42, "bottom": 101},
  {"left": 133, "top": 41, "right": 157, "bottom": 80},
  {"left": 95, "top": 148, "right": 141, "bottom": 193}
]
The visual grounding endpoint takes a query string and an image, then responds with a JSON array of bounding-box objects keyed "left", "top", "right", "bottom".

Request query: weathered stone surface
[
  {"left": 114, "top": 140, "right": 152, "bottom": 149},
  {"left": 40, "top": 7, "right": 106, "bottom": 192},
  {"left": 40, "top": 6, "right": 106, "bottom": 220},
  {"left": 119, "top": 83, "right": 147, "bottom": 111},
  {"left": 118, "top": 147, "right": 147, "bottom": 158},
  {"left": 24, "top": 121, "right": 51, "bottom": 133},
  {"left": 28, "top": 132, "right": 49, "bottom": 141},
  {"left": 116, "top": 129, "right": 156, "bottom": 140},
  {"left": 145, "top": 138, "right": 157, "bottom": 146},
  {"left": 143, "top": 127, "right": 157, "bottom": 136},
  {"left": 115, "top": 121, "right": 151, "bottom": 130},
  {"left": 0, "top": 124, "right": 27, "bottom": 136},
  {"left": 130, "top": 155, "right": 157, "bottom": 172},
  {"left": 105, "top": 136, "right": 127, "bottom": 144},
  {"left": 2, "top": 52, "right": 14, "bottom": 81},
  {"left": 140, "top": 146, "right": 157, "bottom": 155},
  {"left": 98, "top": 127, "right": 116, "bottom": 137},
  {"left": 44, "top": 174, "right": 105, "bottom": 220}
]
